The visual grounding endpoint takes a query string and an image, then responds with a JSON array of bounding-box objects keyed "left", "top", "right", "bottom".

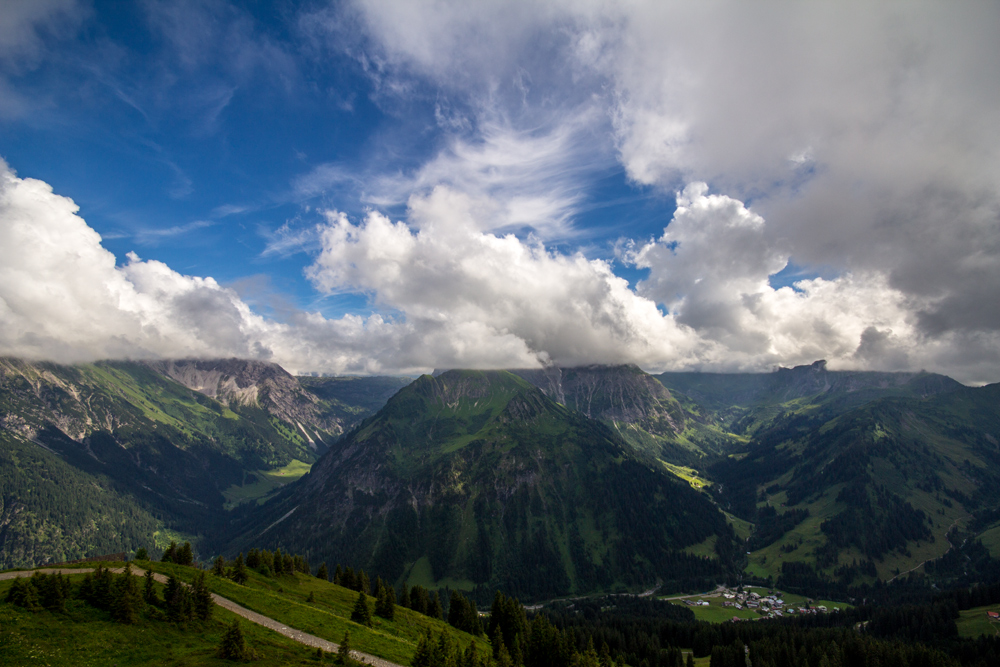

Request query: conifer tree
[
  {"left": 193, "top": 571, "right": 213, "bottom": 620},
  {"left": 143, "top": 568, "right": 157, "bottom": 605},
  {"left": 77, "top": 572, "right": 95, "bottom": 604},
  {"left": 337, "top": 630, "right": 354, "bottom": 665},
  {"left": 317, "top": 562, "right": 329, "bottom": 581},
  {"left": 92, "top": 564, "right": 115, "bottom": 610},
  {"left": 333, "top": 564, "right": 343, "bottom": 586},
  {"left": 111, "top": 563, "right": 144, "bottom": 624},
  {"left": 350, "top": 590, "right": 373, "bottom": 627},
  {"left": 246, "top": 548, "right": 261, "bottom": 569},
  {"left": 212, "top": 555, "right": 227, "bottom": 576},
  {"left": 165, "top": 573, "right": 192, "bottom": 622},
  {"left": 217, "top": 619, "right": 254, "bottom": 660},
  {"left": 162, "top": 540, "right": 178, "bottom": 563},
  {"left": 491, "top": 626, "right": 505, "bottom": 661},
  {"left": 429, "top": 590, "right": 444, "bottom": 620},
  {"left": 398, "top": 584, "right": 411, "bottom": 609},
  {"left": 412, "top": 632, "right": 433, "bottom": 667},
  {"left": 134, "top": 547, "right": 149, "bottom": 560},
  {"left": 283, "top": 552, "right": 295, "bottom": 576},
  {"left": 229, "top": 553, "right": 249, "bottom": 585},
  {"left": 375, "top": 581, "right": 395, "bottom": 620},
  {"left": 273, "top": 548, "right": 284, "bottom": 575},
  {"left": 686, "top": 653, "right": 695, "bottom": 667},
  {"left": 360, "top": 571, "right": 370, "bottom": 595},
  {"left": 177, "top": 542, "right": 194, "bottom": 566},
  {"left": 6, "top": 577, "right": 41, "bottom": 611},
  {"left": 461, "top": 641, "right": 480, "bottom": 667},
  {"left": 432, "top": 631, "right": 456, "bottom": 667}
]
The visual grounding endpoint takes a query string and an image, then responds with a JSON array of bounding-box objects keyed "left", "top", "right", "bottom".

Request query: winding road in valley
[{"left": 0, "top": 567, "right": 404, "bottom": 667}]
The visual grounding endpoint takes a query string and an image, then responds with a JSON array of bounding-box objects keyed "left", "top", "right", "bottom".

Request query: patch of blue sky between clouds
[{"left": 767, "top": 261, "right": 840, "bottom": 293}]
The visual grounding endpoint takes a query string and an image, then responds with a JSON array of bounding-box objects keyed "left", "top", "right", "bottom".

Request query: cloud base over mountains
[
  {"left": 1, "top": 1, "right": 999, "bottom": 384},
  {"left": 1, "top": 158, "right": 992, "bottom": 383}
]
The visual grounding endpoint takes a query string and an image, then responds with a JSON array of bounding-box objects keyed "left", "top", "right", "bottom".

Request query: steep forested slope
[{"left": 224, "top": 370, "right": 738, "bottom": 600}]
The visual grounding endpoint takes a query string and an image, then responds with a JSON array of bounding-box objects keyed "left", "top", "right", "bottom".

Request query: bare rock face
[
  {"left": 145, "top": 358, "right": 343, "bottom": 436},
  {"left": 512, "top": 364, "right": 685, "bottom": 436}
]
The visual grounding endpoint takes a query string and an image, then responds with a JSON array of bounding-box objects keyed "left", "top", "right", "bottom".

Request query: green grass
[
  {"left": 143, "top": 561, "right": 490, "bottom": 664},
  {"left": 957, "top": 604, "right": 1000, "bottom": 638},
  {"left": 661, "top": 461, "right": 712, "bottom": 490},
  {"left": 683, "top": 535, "right": 718, "bottom": 559},
  {"left": 0, "top": 575, "right": 318, "bottom": 666},
  {"left": 222, "top": 459, "right": 313, "bottom": 508},
  {"left": 724, "top": 513, "right": 754, "bottom": 542},
  {"left": 976, "top": 526, "right": 1000, "bottom": 558}
]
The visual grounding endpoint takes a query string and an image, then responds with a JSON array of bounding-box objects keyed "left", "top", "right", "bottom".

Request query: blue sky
[{"left": 2, "top": 1, "right": 999, "bottom": 383}]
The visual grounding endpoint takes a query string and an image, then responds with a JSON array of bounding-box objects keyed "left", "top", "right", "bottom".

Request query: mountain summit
[{"left": 225, "top": 370, "right": 736, "bottom": 600}]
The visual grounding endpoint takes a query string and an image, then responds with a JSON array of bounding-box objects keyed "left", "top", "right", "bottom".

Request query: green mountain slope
[
  {"left": 0, "top": 358, "right": 409, "bottom": 567},
  {"left": 224, "top": 370, "right": 738, "bottom": 601},
  {"left": 512, "top": 364, "right": 745, "bottom": 466},
  {"left": 0, "top": 431, "right": 163, "bottom": 567},
  {"left": 710, "top": 381, "right": 1000, "bottom": 587}
]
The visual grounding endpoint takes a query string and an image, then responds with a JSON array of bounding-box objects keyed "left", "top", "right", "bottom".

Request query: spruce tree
[
  {"left": 350, "top": 590, "right": 373, "bottom": 627},
  {"left": 360, "top": 571, "right": 370, "bottom": 595},
  {"left": 217, "top": 619, "right": 254, "bottom": 660},
  {"left": 336, "top": 630, "right": 354, "bottom": 666},
  {"left": 162, "top": 541, "right": 178, "bottom": 563},
  {"left": 317, "top": 562, "right": 329, "bottom": 581},
  {"left": 229, "top": 553, "right": 249, "bottom": 585},
  {"left": 333, "top": 564, "right": 343, "bottom": 586},
  {"left": 6, "top": 577, "right": 41, "bottom": 611},
  {"left": 432, "top": 631, "right": 455, "bottom": 667},
  {"left": 143, "top": 569, "right": 157, "bottom": 604},
  {"left": 77, "top": 572, "right": 95, "bottom": 604},
  {"left": 212, "top": 555, "right": 227, "bottom": 576},
  {"left": 134, "top": 547, "right": 149, "bottom": 561},
  {"left": 461, "top": 642, "right": 479, "bottom": 667},
  {"left": 92, "top": 565, "right": 115, "bottom": 610},
  {"left": 398, "top": 584, "right": 411, "bottom": 609},
  {"left": 412, "top": 632, "right": 433, "bottom": 667},
  {"left": 177, "top": 542, "right": 194, "bottom": 566},
  {"left": 429, "top": 590, "right": 444, "bottom": 620},
  {"left": 273, "top": 548, "right": 284, "bottom": 575},
  {"left": 111, "top": 563, "right": 144, "bottom": 624},
  {"left": 193, "top": 571, "right": 213, "bottom": 620},
  {"left": 375, "top": 582, "right": 395, "bottom": 620}
]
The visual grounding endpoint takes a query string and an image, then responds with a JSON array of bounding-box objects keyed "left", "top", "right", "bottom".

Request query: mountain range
[{"left": 3, "top": 355, "right": 1000, "bottom": 603}]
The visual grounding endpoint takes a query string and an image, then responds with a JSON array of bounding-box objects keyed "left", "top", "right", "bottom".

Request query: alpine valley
[{"left": 4, "top": 356, "right": 1000, "bottom": 605}]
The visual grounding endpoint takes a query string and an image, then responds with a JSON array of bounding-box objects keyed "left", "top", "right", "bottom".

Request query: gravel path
[{"left": 1, "top": 567, "right": 404, "bottom": 667}]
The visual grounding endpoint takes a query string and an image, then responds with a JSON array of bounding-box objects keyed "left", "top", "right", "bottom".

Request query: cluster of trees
[
  {"left": 412, "top": 630, "right": 487, "bottom": 667},
  {"left": 347, "top": 577, "right": 397, "bottom": 627},
  {"left": 160, "top": 541, "right": 195, "bottom": 566},
  {"left": 331, "top": 564, "right": 371, "bottom": 592},
  {"left": 401, "top": 583, "right": 445, "bottom": 619},
  {"left": 244, "top": 547, "right": 311, "bottom": 577},
  {"left": 6, "top": 563, "right": 214, "bottom": 628},
  {"left": 6, "top": 571, "right": 72, "bottom": 612},
  {"left": 476, "top": 591, "right": 634, "bottom": 667},
  {"left": 448, "top": 590, "right": 484, "bottom": 636}
]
